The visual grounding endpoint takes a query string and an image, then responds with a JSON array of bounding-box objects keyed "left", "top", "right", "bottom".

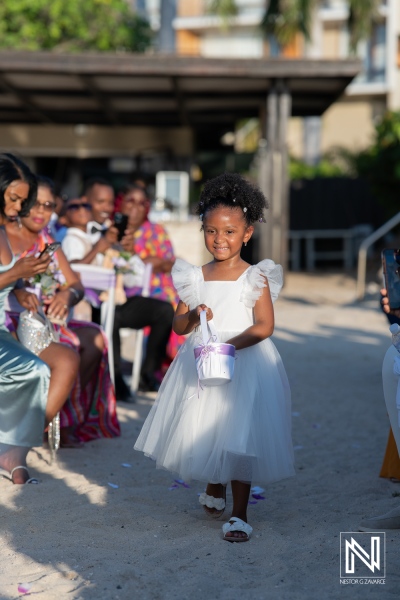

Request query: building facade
[{"left": 172, "top": 0, "right": 399, "bottom": 161}]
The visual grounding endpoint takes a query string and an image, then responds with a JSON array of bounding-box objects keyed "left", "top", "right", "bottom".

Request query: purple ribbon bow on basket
[{"left": 192, "top": 311, "right": 236, "bottom": 392}]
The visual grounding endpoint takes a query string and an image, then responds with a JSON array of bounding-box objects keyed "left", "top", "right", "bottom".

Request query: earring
[{"left": 244, "top": 242, "right": 247, "bottom": 247}]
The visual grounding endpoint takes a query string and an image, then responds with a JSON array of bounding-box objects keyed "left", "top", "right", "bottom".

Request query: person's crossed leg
[{"left": 112, "top": 295, "right": 174, "bottom": 400}]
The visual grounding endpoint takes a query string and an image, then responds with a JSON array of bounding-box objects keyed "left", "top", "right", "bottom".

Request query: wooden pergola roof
[{"left": 0, "top": 51, "right": 360, "bottom": 128}]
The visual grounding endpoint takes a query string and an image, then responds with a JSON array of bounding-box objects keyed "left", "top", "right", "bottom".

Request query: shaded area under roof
[{"left": 0, "top": 51, "right": 360, "bottom": 128}]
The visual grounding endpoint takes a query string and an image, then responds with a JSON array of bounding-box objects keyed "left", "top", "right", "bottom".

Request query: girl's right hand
[
  {"left": 196, "top": 304, "right": 213, "bottom": 321},
  {"left": 12, "top": 254, "right": 52, "bottom": 280}
]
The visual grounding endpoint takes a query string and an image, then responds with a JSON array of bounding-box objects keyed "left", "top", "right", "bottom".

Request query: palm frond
[
  {"left": 348, "top": 0, "right": 380, "bottom": 54},
  {"left": 206, "top": 0, "right": 238, "bottom": 28},
  {"left": 261, "top": 0, "right": 317, "bottom": 47}
]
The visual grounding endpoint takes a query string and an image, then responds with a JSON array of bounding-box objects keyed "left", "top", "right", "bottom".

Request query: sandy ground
[{"left": 1, "top": 272, "right": 400, "bottom": 600}]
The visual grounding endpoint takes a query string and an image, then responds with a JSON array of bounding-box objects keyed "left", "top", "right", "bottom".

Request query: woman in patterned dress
[{"left": 112, "top": 184, "right": 185, "bottom": 398}]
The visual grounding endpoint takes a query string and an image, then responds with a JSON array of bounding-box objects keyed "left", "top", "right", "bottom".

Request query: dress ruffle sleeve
[
  {"left": 172, "top": 258, "right": 201, "bottom": 308},
  {"left": 240, "top": 259, "right": 283, "bottom": 307}
]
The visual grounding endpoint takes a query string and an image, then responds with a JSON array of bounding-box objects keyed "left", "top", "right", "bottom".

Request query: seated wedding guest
[
  {"left": 0, "top": 154, "right": 75, "bottom": 483},
  {"left": 62, "top": 196, "right": 118, "bottom": 266},
  {"left": 112, "top": 183, "right": 181, "bottom": 400},
  {"left": 82, "top": 178, "right": 115, "bottom": 243},
  {"left": 62, "top": 178, "right": 159, "bottom": 403},
  {"left": 47, "top": 188, "right": 68, "bottom": 243},
  {"left": 6, "top": 176, "right": 120, "bottom": 447}
]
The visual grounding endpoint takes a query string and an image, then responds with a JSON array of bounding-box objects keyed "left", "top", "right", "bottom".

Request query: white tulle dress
[{"left": 134, "top": 258, "right": 295, "bottom": 486}]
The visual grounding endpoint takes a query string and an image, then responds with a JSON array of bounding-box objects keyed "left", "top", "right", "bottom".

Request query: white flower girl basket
[{"left": 193, "top": 310, "right": 235, "bottom": 386}]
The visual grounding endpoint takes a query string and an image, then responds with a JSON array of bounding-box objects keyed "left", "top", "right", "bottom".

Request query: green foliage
[
  {"left": 261, "top": 0, "right": 378, "bottom": 54},
  {"left": 0, "top": 0, "right": 152, "bottom": 52},
  {"left": 348, "top": 0, "right": 380, "bottom": 54},
  {"left": 349, "top": 111, "right": 400, "bottom": 216},
  {"left": 262, "top": 0, "right": 317, "bottom": 46},
  {"left": 289, "top": 156, "right": 348, "bottom": 180},
  {"left": 206, "top": 0, "right": 238, "bottom": 28},
  {"left": 206, "top": 0, "right": 238, "bottom": 19}
]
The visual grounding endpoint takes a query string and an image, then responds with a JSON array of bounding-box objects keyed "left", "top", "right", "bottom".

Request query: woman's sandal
[
  {"left": 199, "top": 486, "right": 227, "bottom": 519},
  {"left": 222, "top": 517, "right": 253, "bottom": 543},
  {"left": 9, "top": 466, "right": 39, "bottom": 485}
]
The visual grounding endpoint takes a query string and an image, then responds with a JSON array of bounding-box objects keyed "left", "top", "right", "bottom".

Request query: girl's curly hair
[{"left": 196, "top": 173, "right": 268, "bottom": 226}]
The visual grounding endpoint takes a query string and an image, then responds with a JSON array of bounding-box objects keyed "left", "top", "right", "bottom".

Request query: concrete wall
[
  {"left": 321, "top": 97, "right": 385, "bottom": 153},
  {"left": 164, "top": 219, "right": 210, "bottom": 266}
]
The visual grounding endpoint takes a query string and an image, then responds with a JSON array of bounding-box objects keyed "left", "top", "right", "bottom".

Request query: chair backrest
[
  {"left": 71, "top": 264, "right": 116, "bottom": 290},
  {"left": 142, "top": 263, "right": 153, "bottom": 298},
  {"left": 71, "top": 264, "right": 117, "bottom": 385}
]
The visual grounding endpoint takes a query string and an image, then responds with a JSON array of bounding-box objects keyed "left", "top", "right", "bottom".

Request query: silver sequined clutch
[{"left": 17, "top": 310, "right": 55, "bottom": 355}]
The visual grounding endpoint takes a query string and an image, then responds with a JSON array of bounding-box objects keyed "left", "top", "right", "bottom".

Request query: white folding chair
[
  {"left": 129, "top": 263, "right": 153, "bottom": 393},
  {"left": 71, "top": 264, "right": 116, "bottom": 385}
]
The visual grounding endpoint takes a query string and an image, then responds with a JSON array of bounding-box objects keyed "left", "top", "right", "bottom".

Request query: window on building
[{"left": 356, "top": 21, "right": 387, "bottom": 84}]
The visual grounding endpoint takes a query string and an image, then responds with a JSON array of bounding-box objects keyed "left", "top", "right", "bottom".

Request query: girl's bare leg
[
  {"left": 224, "top": 480, "right": 251, "bottom": 540},
  {"left": 40, "top": 342, "right": 80, "bottom": 425},
  {"left": 204, "top": 482, "right": 226, "bottom": 516},
  {"left": 75, "top": 326, "right": 104, "bottom": 390}
]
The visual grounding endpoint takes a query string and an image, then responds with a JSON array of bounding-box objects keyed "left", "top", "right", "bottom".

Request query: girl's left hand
[
  {"left": 45, "top": 289, "right": 70, "bottom": 320},
  {"left": 13, "top": 289, "right": 40, "bottom": 312}
]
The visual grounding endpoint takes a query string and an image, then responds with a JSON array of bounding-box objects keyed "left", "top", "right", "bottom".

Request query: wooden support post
[
  {"left": 278, "top": 85, "right": 291, "bottom": 272},
  {"left": 258, "top": 80, "right": 291, "bottom": 270}
]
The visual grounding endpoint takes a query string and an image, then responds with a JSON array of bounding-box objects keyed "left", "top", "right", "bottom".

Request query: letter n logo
[{"left": 340, "top": 532, "right": 385, "bottom": 579}]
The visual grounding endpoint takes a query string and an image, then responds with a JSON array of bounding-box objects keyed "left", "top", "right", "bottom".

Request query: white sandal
[
  {"left": 222, "top": 517, "right": 252, "bottom": 543},
  {"left": 10, "top": 466, "right": 39, "bottom": 485},
  {"left": 199, "top": 490, "right": 226, "bottom": 519}
]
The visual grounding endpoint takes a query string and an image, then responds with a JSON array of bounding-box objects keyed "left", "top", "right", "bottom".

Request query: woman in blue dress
[{"left": 0, "top": 154, "right": 77, "bottom": 484}]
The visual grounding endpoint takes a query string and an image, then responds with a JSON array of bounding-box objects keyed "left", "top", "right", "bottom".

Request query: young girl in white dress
[{"left": 135, "top": 173, "right": 294, "bottom": 542}]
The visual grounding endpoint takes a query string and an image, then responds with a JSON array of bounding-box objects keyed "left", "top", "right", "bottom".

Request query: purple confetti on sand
[
  {"left": 251, "top": 494, "right": 266, "bottom": 500},
  {"left": 18, "top": 583, "right": 31, "bottom": 594},
  {"left": 168, "top": 484, "right": 179, "bottom": 490},
  {"left": 174, "top": 479, "right": 190, "bottom": 488},
  {"left": 248, "top": 500, "right": 258, "bottom": 505},
  {"left": 107, "top": 482, "right": 119, "bottom": 489},
  {"left": 251, "top": 486, "right": 265, "bottom": 494},
  {"left": 121, "top": 463, "right": 132, "bottom": 468}
]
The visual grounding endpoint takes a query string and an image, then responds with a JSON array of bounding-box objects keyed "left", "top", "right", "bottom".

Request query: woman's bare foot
[
  {"left": 0, "top": 449, "right": 31, "bottom": 484},
  {"left": 10, "top": 466, "right": 31, "bottom": 484}
]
